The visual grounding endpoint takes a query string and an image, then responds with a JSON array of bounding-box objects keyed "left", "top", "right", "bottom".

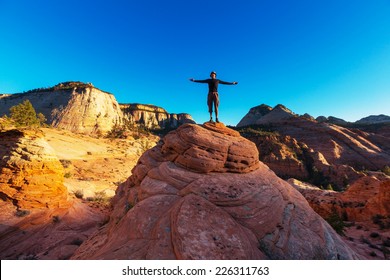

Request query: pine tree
[{"left": 9, "top": 100, "right": 43, "bottom": 127}]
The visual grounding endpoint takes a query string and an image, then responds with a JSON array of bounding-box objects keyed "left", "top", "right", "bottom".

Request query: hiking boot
[
  {"left": 209, "top": 117, "right": 213, "bottom": 123},
  {"left": 216, "top": 118, "right": 220, "bottom": 123}
]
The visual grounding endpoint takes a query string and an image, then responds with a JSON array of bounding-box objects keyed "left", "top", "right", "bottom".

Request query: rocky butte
[
  {"left": 0, "top": 82, "right": 195, "bottom": 135},
  {"left": 72, "top": 122, "right": 359, "bottom": 259}
]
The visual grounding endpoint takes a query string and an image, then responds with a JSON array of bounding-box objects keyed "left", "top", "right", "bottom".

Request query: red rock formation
[
  {"left": 0, "top": 129, "right": 69, "bottom": 209},
  {"left": 237, "top": 105, "right": 390, "bottom": 189},
  {"left": 72, "top": 123, "right": 359, "bottom": 259},
  {"left": 0, "top": 128, "right": 110, "bottom": 260},
  {"left": 288, "top": 175, "right": 390, "bottom": 222}
]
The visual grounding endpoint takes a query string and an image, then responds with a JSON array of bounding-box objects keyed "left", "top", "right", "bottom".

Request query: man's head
[{"left": 210, "top": 71, "right": 217, "bottom": 78}]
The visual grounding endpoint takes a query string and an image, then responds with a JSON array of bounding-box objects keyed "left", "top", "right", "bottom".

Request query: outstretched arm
[
  {"left": 219, "top": 80, "right": 238, "bottom": 85},
  {"left": 189, "top": 78, "right": 209, "bottom": 83}
]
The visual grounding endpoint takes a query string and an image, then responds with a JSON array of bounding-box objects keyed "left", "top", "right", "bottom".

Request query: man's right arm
[{"left": 189, "top": 78, "right": 209, "bottom": 83}]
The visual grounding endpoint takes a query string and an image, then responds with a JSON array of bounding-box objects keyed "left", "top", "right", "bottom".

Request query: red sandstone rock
[
  {"left": 288, "top": 175, "right": 390, "bottom": 222},
  {"left": 0, "top": 129, "right": 69, "bottom": 209},
  {"left": 72, "top": 123, "right": 359, "bottom": 260}
]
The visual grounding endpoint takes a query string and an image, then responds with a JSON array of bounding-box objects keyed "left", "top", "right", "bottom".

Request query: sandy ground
[{"left": 42, "top": 128, "right": 158, "bottom": 199}]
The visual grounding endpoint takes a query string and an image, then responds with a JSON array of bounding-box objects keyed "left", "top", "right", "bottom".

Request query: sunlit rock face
[
  {"left": 0, "top": 83, "right": 123, "bottom": 135},
  {"left": 0, "top": 129, "right": 69, "bottom": 209},
  {"left": 120, "top": 103, "right": 195, "bottom": 129},
  {"left": 72, "top": 123, "right": 360, "bottom": 260}
]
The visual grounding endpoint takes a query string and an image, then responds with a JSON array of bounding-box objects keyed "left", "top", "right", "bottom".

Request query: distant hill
[
  {"left": 236, "top": 104, "right": 390, "bottom": 190},
  {"left": 0, "top": 81, "right": 194, "bottom": 134},
  {"left": 356, "top": 114, "right": 390, "bottom": 124},
  {"left": 120, "top": 103, "right": 195, "bottom": 130}
]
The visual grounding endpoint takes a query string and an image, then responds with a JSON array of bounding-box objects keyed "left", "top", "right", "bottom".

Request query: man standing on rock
[{"left": 189, "top": 71, "right": 238, "bottom": 123}]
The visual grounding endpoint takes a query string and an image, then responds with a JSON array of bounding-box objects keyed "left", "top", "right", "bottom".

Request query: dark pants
[{"left": 207, "top": 92, "right": 219, "bottom": 115}]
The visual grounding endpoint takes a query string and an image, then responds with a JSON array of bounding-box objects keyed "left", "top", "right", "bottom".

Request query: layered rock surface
[
  {"left": 0, "top": 84, "right": 123, "bottom": 134},
  {"left": 289, "top": 175, "right": 390, "bottom": 222},
  {"left": 237, "top": 104, "right": 390, "bottom": 189},
  {"left": 120, "top": 103, "right": 195, "bottom": 129},
  {"left": 0, "top": 129, "right": 69, "bottom": 209},
  {"left": 0, "top": 82, "right": 196, "bottom": 135},
  {"left": 72, "top": 123, "right": 359, "bottom": 259}
]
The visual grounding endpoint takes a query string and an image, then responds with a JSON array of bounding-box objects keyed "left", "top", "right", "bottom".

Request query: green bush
[
  {"left": 382, "top": 166, "right": 390, "bottom": 176},
  {"left": 326, "top": 209, "right": 346, "bottom": 235},
  {"left": 9, "top": 100, "right": 46, "bottom": 127}
]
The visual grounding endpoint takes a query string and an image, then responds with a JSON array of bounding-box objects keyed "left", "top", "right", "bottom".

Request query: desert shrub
[
  {"left": 106, "top": 124, "right": 127, "bottom": 139},
  {"left": 59, "top": 159, "right": 72, "bottom": 168},
  {"left": 383, "top": 238, "right": 390, "bottom": 247},
  {"left": 70, "top": 238, "right": 84, "bottom": 246},
  {"left": 73, "top": 189, "right": 84, "bottom": 199},
  {"left": 90, "top": 191, "right": 111, "bottom": 206},
  {"left": 64, "top": 172, "right": 72, "bottom": 178},
  {"left": 369, "top": 251, "right": 377, "bottom": 257},
  {"left": 52, "top": 215, "right": 60, "bottom": 223},
  {"left": 138, "top": 138, "right": 154, "bottom": 154},
  {"left": 370, "top": 232, "right": 380, "bottom": 238},
  {"left": 15, "top": 209, "right": 30, "bottom": 217},
  {"left": 325, "top": 184, "right": 334, "bottom": 191},
  {"left": 9, "top": 100, "right": 46, "bottom": 127},
  {"left": 93, "top": 191, "right": 107, "bottom": 202},
  {"left": 325, "top": 209, "right": 345, "bottom": 235},
  {"left": 382, "top": 166, "right": 390, "bottom": 176},
  {"left": 372, "top": 214, "right": 390, "bottom": 229},
  {"left": 125, "top": 201, "right": 133, "bottom": 213}
]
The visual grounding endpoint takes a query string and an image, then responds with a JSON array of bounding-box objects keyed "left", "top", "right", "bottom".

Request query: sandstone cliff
[
  {"left": 0, "top": 82, "right": 196, "bottom": 135},
  {"left": 72, "top": 123, "right": 359, "bottom": 260},
  {"left": 120, "top": 103, "right": 195, "bottom": 129},
  {"left": 0, "top": 82, "right": 123, "bottom": 134}
]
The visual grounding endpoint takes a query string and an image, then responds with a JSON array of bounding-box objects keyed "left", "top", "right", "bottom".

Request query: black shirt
[{"left": 193, "top": 78, "right": 234, "bottom": 92}]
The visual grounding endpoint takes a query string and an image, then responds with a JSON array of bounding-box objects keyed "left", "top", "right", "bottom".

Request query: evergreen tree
[{"left": 9, "top": 100, "right": 44, "bottom": 127}]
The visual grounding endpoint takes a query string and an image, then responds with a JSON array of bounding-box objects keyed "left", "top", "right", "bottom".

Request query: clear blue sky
[{"left": 1, "top": 0, "right": 389, "bottom": 125}]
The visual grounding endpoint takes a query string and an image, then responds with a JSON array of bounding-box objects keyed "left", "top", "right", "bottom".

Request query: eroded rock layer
[{"left": 72, "top": 123, "right": 359, "bottom": 259}]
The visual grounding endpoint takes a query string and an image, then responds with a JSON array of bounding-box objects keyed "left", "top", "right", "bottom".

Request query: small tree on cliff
[{"left": 9, "top": 100, "right": 46, "bottom": 127}]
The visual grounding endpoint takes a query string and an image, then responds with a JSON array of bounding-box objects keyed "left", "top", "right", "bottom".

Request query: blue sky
[{"left": 1, "top": 0, "right": 389, "bottom": 125}]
